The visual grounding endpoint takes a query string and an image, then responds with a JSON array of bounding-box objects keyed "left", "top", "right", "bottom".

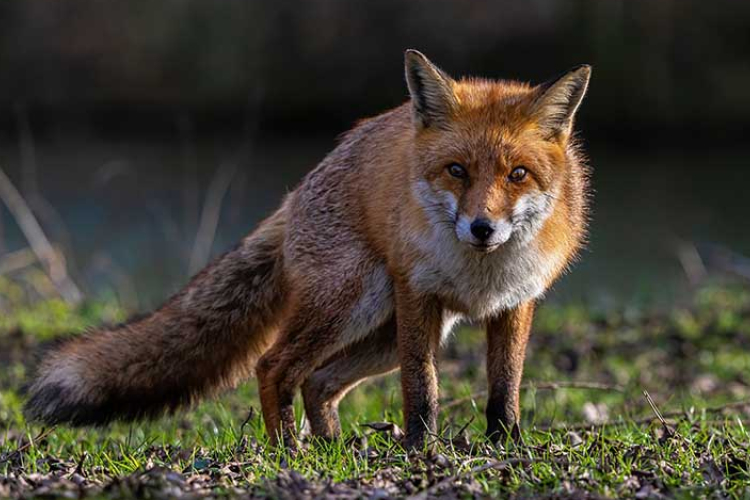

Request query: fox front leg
[
  {"left": 394, "top": 281, "right": 443, "bottom": 450},
  {"left": 485, "top": 301, "right": 535, "bottom": 443}
]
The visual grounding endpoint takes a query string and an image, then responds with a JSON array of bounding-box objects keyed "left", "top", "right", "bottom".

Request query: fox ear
[
  {"left": 531, "top": 65, "right": 591, "bottom": 139},
  {"left": 405, "top": 49, "right": 457, "bottom": 129}
]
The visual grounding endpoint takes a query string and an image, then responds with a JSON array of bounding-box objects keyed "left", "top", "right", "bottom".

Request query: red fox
[{"left": 26, "top": 50, "right": 591, "bottom": 449}]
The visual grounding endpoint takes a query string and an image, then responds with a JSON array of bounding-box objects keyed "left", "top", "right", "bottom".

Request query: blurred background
[{"left": 0, "top": 0, "right": 749, "bottom": 310}]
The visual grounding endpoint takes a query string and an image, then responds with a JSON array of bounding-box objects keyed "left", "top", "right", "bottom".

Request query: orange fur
[{"left": 26, "top": 50, "right": 592, "bottom": 449}]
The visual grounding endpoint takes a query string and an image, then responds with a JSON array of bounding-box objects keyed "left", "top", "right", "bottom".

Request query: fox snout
[
  {"left": 470, "top": 218, "right": 494, "bottom": 241},
  {"left": 457, "top": 215, "right": 513, "bottom": 252}
]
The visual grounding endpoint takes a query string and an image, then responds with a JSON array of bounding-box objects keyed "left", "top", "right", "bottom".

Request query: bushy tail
[{"left": 25, "top": 204, "right": 289, "bottom": 425}]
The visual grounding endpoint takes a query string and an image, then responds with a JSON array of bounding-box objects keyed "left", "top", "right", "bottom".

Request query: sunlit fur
[
  {"left": 26, "top": 51, "right": 591, "bottom": 449},
  {"left": 399, "top": 73, "right": 589, "bottom": 318}
]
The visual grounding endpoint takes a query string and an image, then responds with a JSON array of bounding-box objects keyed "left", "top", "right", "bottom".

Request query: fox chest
[{"left": 407, "top": 240, "right": 560, "bottom": 320}]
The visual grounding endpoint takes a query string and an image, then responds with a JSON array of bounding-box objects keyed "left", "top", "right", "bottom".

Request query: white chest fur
[{"left": 408, "top": 227, "right": 562, "bottom": 320}]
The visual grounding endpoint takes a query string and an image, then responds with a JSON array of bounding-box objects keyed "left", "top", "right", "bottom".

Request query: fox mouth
[{"left": 469, "top": 242, "right": 500, "bottom": 253}]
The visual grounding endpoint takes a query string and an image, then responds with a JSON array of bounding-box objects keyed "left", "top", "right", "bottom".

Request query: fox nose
[{"left": 470, "top": 219, "right": 494, "bottom": 242}]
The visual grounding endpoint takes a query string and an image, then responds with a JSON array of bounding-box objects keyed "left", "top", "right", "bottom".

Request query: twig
[
  {"left": 15, "top": 104, "right": 77, "bottom": 276},
  {"left": 240, "top": 407, "right": 256, "bottom": 435},
  {"left": 15, "top": 103, "right": 38, "bottom": 197},
  {"left": 676, "top": 241, "right": 707, "bottom": 286},
  {"left": 0, "top": 247, "right": 36, "bottom": 275},
  {"left": 0, "top": 163, "right": 82, "bottom": 304},
  {"left": 643, "top": 391, "right": 668, "bottom": 426},
  {"left": 0, "top": 427, "right": 56, "bottom": 465},
  {"left": 453, "top": 416, "right": 475, "bottom": 439},
  {"left": 442, "top": 381, "right": 625, "bottom": 410},
  {"left": 525, "top": 381, "right": 625, "bottom": 392},
  {"left": 0, "top": 204, "right": 4, "bottom": 255},
  {"left": 178, "top": 114, "right": 199, "bottom": 244},
  {"left": 696, "top": 242, "right": 750, "bottom": 281},
  {"left": 700, "top": 398, "right": 750, "bottom": 415},
  {"left": 644, "top": 390, "right": 676, "bottom": 438},
  {"left": 188, "top": 164, "right": 237, "bottom": 276}
]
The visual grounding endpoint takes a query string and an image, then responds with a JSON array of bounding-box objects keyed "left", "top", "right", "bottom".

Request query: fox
[{"left": 25, "top": 50, "right": 591, "bottom": 449}]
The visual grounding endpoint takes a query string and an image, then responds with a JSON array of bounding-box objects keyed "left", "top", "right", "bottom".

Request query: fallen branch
[{"left": 0, "top": 164, "right": 82, "bottom": 304}]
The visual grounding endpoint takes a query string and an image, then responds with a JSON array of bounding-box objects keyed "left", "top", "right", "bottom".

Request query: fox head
[{"left": 405, "top": 50, "right": 591, "bottom": 253}]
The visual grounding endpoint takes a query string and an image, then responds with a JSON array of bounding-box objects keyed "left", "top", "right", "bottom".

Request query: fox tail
[{"left": 25, "top": 204, "right": 288, "bottom": 425}]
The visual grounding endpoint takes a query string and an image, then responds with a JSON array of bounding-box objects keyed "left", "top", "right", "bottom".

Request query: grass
[{"left": 1, "top": 284, "right": 750, "bottom": 498}]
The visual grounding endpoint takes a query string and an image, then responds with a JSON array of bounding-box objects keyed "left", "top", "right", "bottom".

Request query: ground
[{"left": 1, "top": 283, "right": 750, "bottom": 498}]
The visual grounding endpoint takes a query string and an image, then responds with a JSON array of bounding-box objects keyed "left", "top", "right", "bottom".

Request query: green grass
[{"left": 1, "top": 285, "right": 750, "bottom": 498}]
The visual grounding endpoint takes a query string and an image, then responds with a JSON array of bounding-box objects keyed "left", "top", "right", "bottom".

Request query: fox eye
[
  {"left": 508, "top": 166, "right": 528, "bottom": 182},
  {"left": 447, "top": 163, "right": 468, "bottom": 179}
]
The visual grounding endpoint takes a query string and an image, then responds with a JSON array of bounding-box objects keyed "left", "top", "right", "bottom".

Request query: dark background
[{"left": 0, "top": 0, "right": 749, "bottom": 309}]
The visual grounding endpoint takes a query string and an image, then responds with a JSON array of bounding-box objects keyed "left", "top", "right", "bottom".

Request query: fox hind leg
[
  {"left": 256, "top": 302, "right": 392, "bottom": 447},
  {"left": 301, "top": 318, "right": 398, "bottom": 439},
  {"left": 256, "top": 312, "right": 343, "bottom": 448},
  {"left": 256, "top": 258, "right": 394, "bottom": 448}
]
